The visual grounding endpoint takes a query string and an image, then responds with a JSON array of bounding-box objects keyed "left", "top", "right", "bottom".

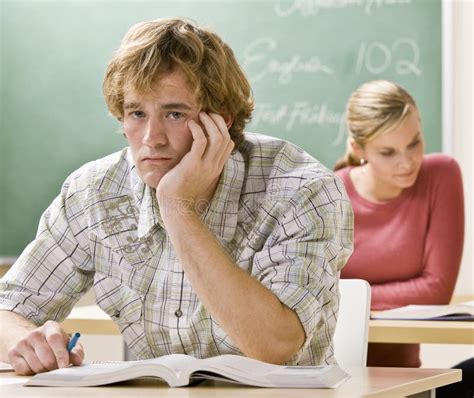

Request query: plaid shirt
[{"left": 0, "top": 133, "right": 353, "bottom": 365}]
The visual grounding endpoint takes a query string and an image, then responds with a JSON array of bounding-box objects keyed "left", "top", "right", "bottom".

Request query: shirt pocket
[
  {"left": 88, "top": 192, "right": 159, "bottom": 268},
  {"left": 91, "top": 230, "right": 161, "bottom": 296}
]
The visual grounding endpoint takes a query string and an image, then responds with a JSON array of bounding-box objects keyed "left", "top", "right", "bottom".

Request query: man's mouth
[{"left": 142, "top": 156, "right": 172, "bottom": 164}]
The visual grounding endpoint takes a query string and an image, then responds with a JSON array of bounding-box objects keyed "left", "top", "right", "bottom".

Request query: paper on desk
[
  {"left": 0, "top": 362, "right": 13, "bottom": 372},
  {"left": 0, "top": 362, "right": 31, "bottom": 385},
  {"left": 0, "top": 377, "right": 28, "bottom": 385},
  {"left": 372, "top": 302, "right": 474, "bottom": 320}
]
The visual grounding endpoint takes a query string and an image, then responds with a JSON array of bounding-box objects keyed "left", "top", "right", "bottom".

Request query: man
[{"left": 0, "top": 18, "right": 353, "bottom": 375}]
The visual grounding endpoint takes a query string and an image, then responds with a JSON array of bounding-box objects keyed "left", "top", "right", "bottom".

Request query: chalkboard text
[
  {"left": 274, "top": 0, "right": 412, "bottom": 17},
  {"left": 355, "top": 38, "right": 421, "bottom": 75},
  {"left": 242, "top": 37, "right": 334, "bottom": 84},
  {"left": 252, "top": 101, "right": 345, "bottom": 145}
]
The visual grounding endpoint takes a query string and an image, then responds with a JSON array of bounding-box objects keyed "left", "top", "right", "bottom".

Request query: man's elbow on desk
[
  {"left": 244, "top": 333, "right": 305, "bottom": 365},
  {"left": 241, "top": 309, "right": 306, "bottom": 365}
]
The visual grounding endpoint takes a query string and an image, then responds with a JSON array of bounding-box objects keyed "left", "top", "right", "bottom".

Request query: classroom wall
[
  {"left": 0, "top": 0, "right": 444, "bottom": 256},
  {"left": 421, "top": 0, "right": 474, "bottom": 369},
  {"left": 451, "top": 0, "right": 473, "bottom": 298},
  {"left": 0, "top": 0, "right": 471, "bottom": 366}
]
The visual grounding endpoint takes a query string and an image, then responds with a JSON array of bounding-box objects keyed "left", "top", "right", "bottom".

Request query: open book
[
  {"left": 371, "top": 301, "right": 474, "bottom": 321},
  {"left": 0, "top": 361, "right": 14, "bottom": 372},
  {"left": 25, "top": 354, "right": 349, "bottom": 388}
]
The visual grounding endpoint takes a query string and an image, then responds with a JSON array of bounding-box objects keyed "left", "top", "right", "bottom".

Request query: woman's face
[{"left": 357, "top": 110, "right": 425, "bottom": 192}]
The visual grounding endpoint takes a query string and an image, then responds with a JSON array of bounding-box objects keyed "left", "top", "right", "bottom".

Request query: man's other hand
[{"left": 8, "top": 320, "right": 84, "bottom": 375}]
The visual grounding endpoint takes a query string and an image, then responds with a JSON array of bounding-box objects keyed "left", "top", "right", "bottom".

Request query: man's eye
[
  {"left": 380, "top": 151, "right": 394, "bottom": 157},
  {"left": 130, "top": 111, "right": 145, "bottom": 118},
  {"left": 167, "top": 111, "right": 184, "bottom": 120}
]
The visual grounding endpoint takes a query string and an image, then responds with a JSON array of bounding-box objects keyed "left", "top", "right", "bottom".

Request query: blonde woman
[{"left": 334, "top": 80, "right": 464, "bottom": 367}]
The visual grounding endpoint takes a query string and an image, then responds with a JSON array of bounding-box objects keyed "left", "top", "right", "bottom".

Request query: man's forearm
[
  {"left": 0, "top": 310, "right": 36, "bottom": 362},
  {"left": 163, "top": 211, "right": 305, "bottom": 364}
]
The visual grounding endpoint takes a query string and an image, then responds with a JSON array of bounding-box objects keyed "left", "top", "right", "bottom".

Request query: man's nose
[{"left": 143, "top": 118, "right": 167, "bottom": 147}]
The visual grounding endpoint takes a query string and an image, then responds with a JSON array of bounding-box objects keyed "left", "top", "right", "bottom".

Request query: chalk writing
[
  {"left": 242, "top": 37, "right": 334, "bottom": 84},
  {"left": 274, "top": 0, "right": 412, "bottom": 17},
  {"left": 252, "top": 102, "right": 346, "bottom": 145},
  {"left": 355, "top": 38, "right": 421, "bottom": 75}
]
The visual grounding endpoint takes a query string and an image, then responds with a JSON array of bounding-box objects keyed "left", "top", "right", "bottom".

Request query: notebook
[{"left": 371, "top": 301, "right": 474, "bottom": 321}]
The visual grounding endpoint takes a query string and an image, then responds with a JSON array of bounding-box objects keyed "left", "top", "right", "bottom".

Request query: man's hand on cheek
[{"left": 156, "top": 112, "right": 234, "bottom": 217}]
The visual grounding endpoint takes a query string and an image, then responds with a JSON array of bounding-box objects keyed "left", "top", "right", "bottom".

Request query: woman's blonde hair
[
  {"left": 103, "top": 18, "right": 254, "bottom": 148},
  {"left": 334, "top": 80, "right": 417, "bottom": 170}
]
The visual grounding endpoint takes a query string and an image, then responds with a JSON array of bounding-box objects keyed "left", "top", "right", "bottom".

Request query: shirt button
[
  {"left": 113, "top": 310, "right": 121, "bottom": 318},
  {"left": 174, "top": 309, "right": 183, "bottom": 318}
]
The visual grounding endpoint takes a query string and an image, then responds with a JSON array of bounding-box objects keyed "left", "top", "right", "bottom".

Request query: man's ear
[
  {"left": 221, "top": 112, "right": 233, "bottom": 130},
  {"left": 225, "top": 116, "right": 233, "bottom": 130}
]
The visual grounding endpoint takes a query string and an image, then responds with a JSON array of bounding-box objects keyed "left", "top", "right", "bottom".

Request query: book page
[
  {"left": 372, "top": 303, "right": 474, "bottom": 320},
  {"left": 25, "top": 361, "right": 141, "bottom": 387},
  {"left": 204, "top": 354, "right": 281, "bottom": 375},
  {"left": 0, "top": 362, "right": 14, "bottom": 372},
  {"left": 146, "top": 354, "right": 199, "bottom": 374},
  {"left": 25, "top": 355, "right": 198, "bottom": 387},
  {"left": 199, "top": 355, "right": 349, "bottom": 388}
]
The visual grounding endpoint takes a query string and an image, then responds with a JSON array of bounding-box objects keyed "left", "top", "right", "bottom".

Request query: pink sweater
[{"left": 336, "top": 154, "right": 464, "bottom": 367}]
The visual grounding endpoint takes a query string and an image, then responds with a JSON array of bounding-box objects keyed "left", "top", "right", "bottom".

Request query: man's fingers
[
  {"left": 32, "top": 333, "right": 61, "bottom": 371},
  {"left": 43, "top": 323, "right": 70, "bottom": 368},
  {"left": 9, "top": 353, "right": 34, "bottom": 376},
  {"left": 6, "top": 321, "right": 75, "bottom": 375},
  {"left": 208, "top": 112, "right": 231, "bottom": 140},
  {"left": 11, "top": 341, "right": 45, "bottom": 375},
  {"left": 69, "top": 343, "right": 85, "bottom": 366},
  {"left": 199, "top": 112, "right": 224, "bottom": 149},
  {"left": 223, "top": 139, "right": 235, "bottom": 161},
  {"left": 187, "top": 119, "right": 207, "bottom": 159},
  {"left": 199, "top": 112, "right": 231, "bottom": 165},
  {"left": 207, "top": 113, "right": 234, "bottom": 167}
]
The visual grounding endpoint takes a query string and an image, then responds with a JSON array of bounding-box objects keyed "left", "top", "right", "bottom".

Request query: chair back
[{"left": 333, "top": 278, "right": 371, "bottom": 368}]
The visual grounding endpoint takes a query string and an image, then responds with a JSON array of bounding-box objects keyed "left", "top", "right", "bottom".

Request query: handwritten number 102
[{"left": 355, "top": 39, "right": 421, "bottom": 75}]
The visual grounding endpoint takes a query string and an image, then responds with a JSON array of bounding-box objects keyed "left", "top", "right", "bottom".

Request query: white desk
[
  {"left": 369, "top": 319, "right": 474, "bottom": 344},
  {"left": 0, "top": 367, "right": 462, "bottom": 398},
  {"left": 63, "top": 305, "right": 474, "bottom": 345}
]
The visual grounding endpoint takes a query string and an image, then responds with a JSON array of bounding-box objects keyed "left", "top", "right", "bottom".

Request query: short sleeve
[
  {"left": 0, "top": 171, "right": 94, "bottom": 325},
  {"left": 251, "top": 176, "right": 353, "bottom": 363}
]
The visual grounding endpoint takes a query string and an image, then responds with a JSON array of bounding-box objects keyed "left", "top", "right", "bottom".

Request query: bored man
[{"left": 0, "top": 18, "right": 353, "bottom": 375}]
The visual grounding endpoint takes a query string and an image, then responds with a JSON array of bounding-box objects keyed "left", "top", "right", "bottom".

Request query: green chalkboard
[{"left": 0, "top": 0, "right": 442, "bottom": 256}]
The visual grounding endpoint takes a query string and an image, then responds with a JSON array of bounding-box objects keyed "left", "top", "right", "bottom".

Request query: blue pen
[{"left": 67, "top": 332, "right": 81, "bottom": 352}]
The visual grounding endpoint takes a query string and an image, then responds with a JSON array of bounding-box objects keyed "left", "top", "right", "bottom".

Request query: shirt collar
[
  {"left": 126, "top": 149, "right": 162, "bottom": 238},
  {"left": 128, "top": 148, "right": 245, "bottom": 242}
]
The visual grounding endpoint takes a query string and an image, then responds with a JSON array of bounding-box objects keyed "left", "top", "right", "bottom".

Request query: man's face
[{"left": 122, "top": 69, "right": 200, "bottom": 188}]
